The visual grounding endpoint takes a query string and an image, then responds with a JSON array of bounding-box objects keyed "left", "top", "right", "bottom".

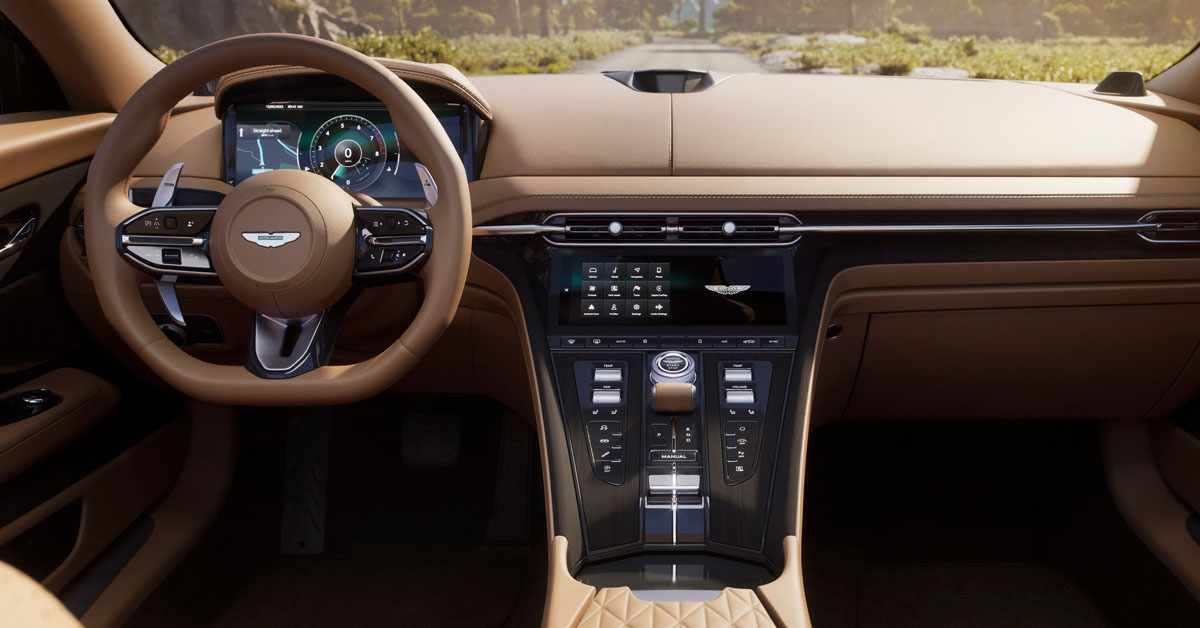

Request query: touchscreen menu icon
[{"left": 581, "top": 262, "right": 669, "bottom": 320}]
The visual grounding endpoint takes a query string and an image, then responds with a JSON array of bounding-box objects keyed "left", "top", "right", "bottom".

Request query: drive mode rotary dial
[{"left": 308, "top": 114, "right": 388, "bottom": 190}]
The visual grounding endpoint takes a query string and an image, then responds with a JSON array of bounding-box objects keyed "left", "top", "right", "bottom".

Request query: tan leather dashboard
[
  {"left": 63, "top": 58, "right": 1200, "bottom": 218},
  {"left": 0, "top": 111, "right": 114, "bottom": 191},
  {"left": 214, "top": 60, "right": 493, "bottom": 119},
  {"left": 470, "top": 72, "right": 1200, "bottom": 179}
]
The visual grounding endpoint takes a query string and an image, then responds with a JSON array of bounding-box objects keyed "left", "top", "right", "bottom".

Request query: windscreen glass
[{"left": 115, "top": 1, "right": 1196, "bottom": 83}]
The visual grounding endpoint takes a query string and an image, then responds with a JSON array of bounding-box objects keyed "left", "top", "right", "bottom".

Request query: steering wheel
[{"left": 84, "top": 34, "right": 471, "bottom": 406}]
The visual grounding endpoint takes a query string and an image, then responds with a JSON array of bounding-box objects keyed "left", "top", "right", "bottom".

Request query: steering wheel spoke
[
  {"left": 247, "top": 311, "right": 329, "bottom": 378},
  {"left": 353, "top": 206, "right": 431, "bottom": 280},
  {"left": 118, "top": 206, "right": 218, "bottom": 277}
]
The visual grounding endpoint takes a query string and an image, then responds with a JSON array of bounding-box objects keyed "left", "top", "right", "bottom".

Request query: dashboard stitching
[
  {"left": 471, "top": 192, "right": 1200, "bottom": 212},
  {"left": 668, "top": 95, "right": 674, "bottom": 175},
  {"left": 219, "top": 65, "right": 493, "bottom": 119}
]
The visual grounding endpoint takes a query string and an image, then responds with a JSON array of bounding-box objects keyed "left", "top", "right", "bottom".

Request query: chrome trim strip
[
  {"left": 0, "top": 216, "right": 36, "bottom": 261},
  {"left": 473, "top": 218, "right": 1155, "bottom": 243},
  {"left": 364, "top": 234, "right": 428, "bottom": 247},
  {"left": 1137, "top": 233, "right": 1200, "bottom": 244},
  {"left": 119, "top": 252, "right": 217, "bottom": 278},
  {"left": 779, "top": 223, "right": 1148, "bottom": 234},
  {"left": 473, "top": 224, "right": 565, "bottom": 236},
  {"left": 629, "top": 590, "right": 723, "bottom": 603},
  {"left": 121, "top": 234, "right": 207, "bottom": 247}
]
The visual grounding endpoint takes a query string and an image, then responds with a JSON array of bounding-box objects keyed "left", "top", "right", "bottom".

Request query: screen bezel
[
  {"left": 222, "top": 101, "right": 473, "bottom": 196},
  {"left": 546, "top": 247, "right": 800, "bottom": 336}
]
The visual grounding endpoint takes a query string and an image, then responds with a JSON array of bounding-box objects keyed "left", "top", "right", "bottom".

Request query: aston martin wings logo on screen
[
  {"left": 705, "top": 284, "right": 751, "bottom": 296},
  {"left": 242, "top": 232, "right": 301, "bottom": 248}
]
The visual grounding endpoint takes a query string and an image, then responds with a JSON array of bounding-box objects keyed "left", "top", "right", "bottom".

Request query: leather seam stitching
[
  {"left": 472, "top": 191, "right": 1200, "bottom": 212},
  {"left": 218, "top": 65, "right": 492, "bottom": 118},
  {"left": 668, "top": 94, "right": 674, "bottom": 175}
]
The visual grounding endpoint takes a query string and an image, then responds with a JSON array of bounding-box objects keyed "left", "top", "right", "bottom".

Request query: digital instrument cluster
[{"left": 225, "top": 102, "right": 469, "bottom": 198}]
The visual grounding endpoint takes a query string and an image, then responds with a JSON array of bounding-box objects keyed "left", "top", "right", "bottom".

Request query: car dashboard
[{"left": 56, "top": 62, "right": 1200, "bottom": 606}]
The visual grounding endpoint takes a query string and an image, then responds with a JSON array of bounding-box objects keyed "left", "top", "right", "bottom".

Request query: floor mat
[
  {"left": 801, "top": 420, "right": 1200, "bottom": 628},
  {"left": 126, "top": 395, "right": 543, "bottom": 628},
  {"left": 858, "top": 562, "right": 1111, "bottom": 628}
]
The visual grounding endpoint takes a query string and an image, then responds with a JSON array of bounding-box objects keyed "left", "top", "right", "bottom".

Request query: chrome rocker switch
[
  {"left": 723, "top": 367, "right": 753, "bottom": 382},
  {"left": 591, "top": 389, "right": 622, "bottom": 405},
  {"left": 648, "top": 473, "right": 701, "bottom": 495},
  {"left": 724, "top": 389, "right": 756, "bottom": 405},
  {"left": 593, "top": 367, "right": 623, "bottom": 382}
]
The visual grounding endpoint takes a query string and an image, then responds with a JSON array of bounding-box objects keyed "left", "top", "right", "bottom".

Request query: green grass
[
  {"left": 155, "top": 29, "right": 650, "bottom": 74},
  {"left": 718, "top": 31, "right": 1193, "bottom": 82},
  {"left": 340, "top": 28, "right": 651, "bottom": 74}
]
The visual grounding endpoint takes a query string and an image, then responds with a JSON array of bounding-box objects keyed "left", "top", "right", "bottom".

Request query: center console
[{"left": 545, "top": 247, "right": 801, "bottom": 561}]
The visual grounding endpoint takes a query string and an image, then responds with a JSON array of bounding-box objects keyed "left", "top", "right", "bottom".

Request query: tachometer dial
[{"left": 307, "top": 115, "right": 388, "bottom": 190}]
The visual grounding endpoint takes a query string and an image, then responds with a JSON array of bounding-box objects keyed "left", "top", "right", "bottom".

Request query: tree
[
  {"left": 699, "top": 0, "right": 707, "bottom": 31},
  {"left": 389, "top": 0, "right": 410, "bottom": 31},
  {"left": 512, "top": 0, "right": 524, "bottom": 35}
]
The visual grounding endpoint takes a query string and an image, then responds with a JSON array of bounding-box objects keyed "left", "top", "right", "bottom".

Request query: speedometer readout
[{"left": 308, "top": 114, "right": 388, "bottom": 190}]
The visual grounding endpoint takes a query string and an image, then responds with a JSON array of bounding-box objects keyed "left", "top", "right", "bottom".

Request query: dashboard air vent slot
[
  {"left": 1138, "top": 210, "right": 1200, "bottom": 244},
  {"left": 542, "top": 213, "right": 801, "bottom": 246}
]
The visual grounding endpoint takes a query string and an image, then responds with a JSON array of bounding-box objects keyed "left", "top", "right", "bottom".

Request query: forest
[
  {"left": 312, "top": 0, "right": 1200, "bottom": 41},
  {"left": 134, "top": 0, "right": 1199, "bottom": 81}
]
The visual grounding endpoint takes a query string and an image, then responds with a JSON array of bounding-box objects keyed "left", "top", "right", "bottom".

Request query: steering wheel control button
[
  {"left": 353, "top": 207, "right": 430, "bottom": 280},
  {"left": 125, "top": 245, "right": 212, "bottom": 270},
  {"left": 124, "top": 210, "right": 214, "bottom": 236},
  {"left": 358, "top": 209, "right": 427, "bottom": 236}
]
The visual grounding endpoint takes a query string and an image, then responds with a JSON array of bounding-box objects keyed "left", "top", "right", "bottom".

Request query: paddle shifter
[{"left": 645, "top": 351, "right": 704, "bottom": 544}]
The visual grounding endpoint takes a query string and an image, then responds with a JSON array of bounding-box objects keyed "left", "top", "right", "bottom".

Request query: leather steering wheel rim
[{"left": 84, "top": 34, "right": 472, "bottom": 406}]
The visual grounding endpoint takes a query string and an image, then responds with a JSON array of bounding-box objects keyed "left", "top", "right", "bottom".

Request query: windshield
[{"left": 114, "top": 0, "right": 1197, "bottom": 82}]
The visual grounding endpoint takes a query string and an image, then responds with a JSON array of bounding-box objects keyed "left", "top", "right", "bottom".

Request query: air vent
[
  {"left": 1138, "top": 210, "right": 1200, "bottom": 243},
  {"left": 542, "top": 213, "right": 802, "bottom": 246}
]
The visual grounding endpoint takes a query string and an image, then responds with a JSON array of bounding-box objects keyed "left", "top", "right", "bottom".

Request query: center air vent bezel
[{"left": 540, "top": 212, "right": 803, "bottom": 247}]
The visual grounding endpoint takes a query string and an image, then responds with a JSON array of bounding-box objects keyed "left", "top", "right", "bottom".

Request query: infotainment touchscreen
[
  {"left": 553, "top": 254, "right": 792, "bottom": 327},
  {"left": 224, "top": 102, "right": 466, "bottom": 198}
]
